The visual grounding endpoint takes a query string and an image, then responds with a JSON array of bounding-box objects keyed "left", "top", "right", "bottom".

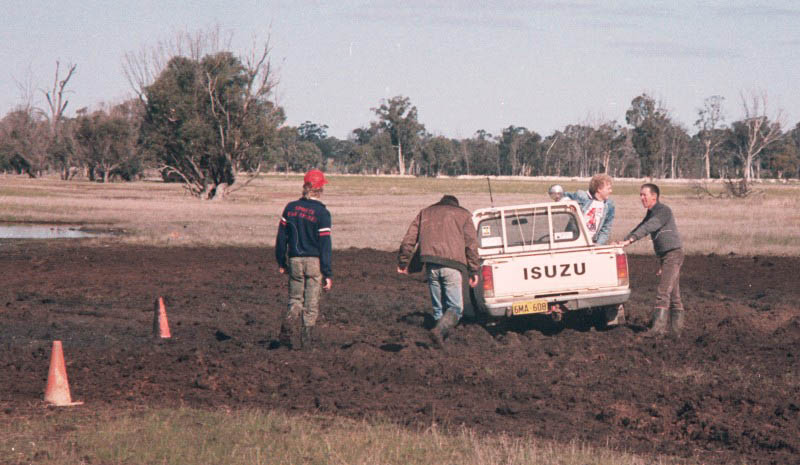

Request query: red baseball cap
[{"left": 303, "top": 169, "right": 328, "bottom": 189}]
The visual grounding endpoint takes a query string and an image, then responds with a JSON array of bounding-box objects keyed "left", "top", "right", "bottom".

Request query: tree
[
  {"left": 420, "top": 135, "right": 456, "bottom": 176},
  {"left": 272, "top": 126, "right": 323, "bottom": 174},
  {"left": 694, "top": 95, "right": 726, "bottom": 179},
  {"left": 297, "top": 121, "right": 328, "bottom": 143},
  {"left": 498, "top": 126, "right": 531, "bottom": 175},
  {"left": 735, "top": 91, "right": 783, "bottom": 182},
  {"left": 372, "top": 96, "right": 425, "bottom": 175},
  {"left": 624, "top": 94, "right": 688, "bottom": 178},
  {"left": 464, "top": 130, "right": 499, "bottom": 175},
  {"left": 562, "top": 124, "right": 595, "bottom": 177},
  {"left": 517, "top": 130, "right": 542, "bottom": 176},
  {"left": 763, "top": 135, "right": 798, "bottom": 179},
  {"left": 123, "top": 27, "right": 231, "bottom": 103},
  {"left": 626, "top": 94, "right": 666, "bottom": 177},
  {"left": 0, "top": 108, "right": 49, "bottom": 177},
  {"left": 74, "top": 104, "right": 141, "bottom": 182},
  {"left": 590, "top": 121, "right": 625, "bottom": 175},
  {"left": 140, "top": 45, "right": 283, "bottom": 199},
  {"left": 42, "top": 61, "right": 78, "bottom": 180}
]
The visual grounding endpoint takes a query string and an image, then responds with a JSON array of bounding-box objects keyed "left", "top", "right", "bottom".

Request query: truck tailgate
[{"left": 488, "top": 249, "right": 620, "bottom": 298}]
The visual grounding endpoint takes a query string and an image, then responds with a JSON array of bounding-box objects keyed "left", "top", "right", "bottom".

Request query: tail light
[
  {"left": 616, "top": 252, "right": 629, "bottom": 286},
  {"left": 481, "top": 265, "right": 495, "bottom": 298}
]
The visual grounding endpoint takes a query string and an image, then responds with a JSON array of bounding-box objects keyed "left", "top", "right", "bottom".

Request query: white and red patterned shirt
[{"left": 583, "top": 199, "right": 606, "bottom": 237}]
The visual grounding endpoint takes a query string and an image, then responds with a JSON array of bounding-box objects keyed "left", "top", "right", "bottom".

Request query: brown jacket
[{"left": 398, "top": 198, "right": 480, "bottom": 275}]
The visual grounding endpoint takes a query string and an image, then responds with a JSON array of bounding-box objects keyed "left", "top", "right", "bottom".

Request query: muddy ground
[{"left": 1, "top": 242, "right": 798, "bottom": 464}]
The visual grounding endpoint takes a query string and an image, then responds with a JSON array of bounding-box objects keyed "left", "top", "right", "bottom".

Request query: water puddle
[{"left": 0, "top": 224, "right": 102, "bottom": 239}]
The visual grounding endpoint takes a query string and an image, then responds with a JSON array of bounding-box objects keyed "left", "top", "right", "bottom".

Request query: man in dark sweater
[
  {"left": 618, "top": 183, "right": 684, "bottom": 336},
  {"left": 275, "top": 169, "right": 332, "bottom": 349}
]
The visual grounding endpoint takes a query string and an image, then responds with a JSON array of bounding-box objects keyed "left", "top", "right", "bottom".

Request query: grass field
[
  {"left": 1, "top": 173, "right": 799, "bottom": 255},
  {"left": 3, "top": 408, "right": 678, "bottom": 465}
]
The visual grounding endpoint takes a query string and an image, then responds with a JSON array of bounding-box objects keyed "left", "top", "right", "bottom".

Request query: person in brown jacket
[{"left": 397, "top": 195, "right": 480, "bottom": 346}]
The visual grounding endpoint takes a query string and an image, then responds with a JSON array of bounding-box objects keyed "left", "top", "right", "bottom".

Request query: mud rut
[{"left": 1, "top": 242, "right": 798, "bottom": 464}]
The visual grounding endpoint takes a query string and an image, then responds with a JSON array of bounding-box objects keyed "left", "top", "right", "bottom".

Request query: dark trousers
[{"left": 655, "top": 248, "right": 684, "bottom": 311}]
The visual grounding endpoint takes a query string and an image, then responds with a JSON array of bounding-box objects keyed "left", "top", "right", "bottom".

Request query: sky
[{"left": 2, "top": 0, "right": 799, "bottom": 139}]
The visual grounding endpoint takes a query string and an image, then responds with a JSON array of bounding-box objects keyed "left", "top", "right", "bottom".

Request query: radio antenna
[{"left": 486, "top": 177, "right": 494, "bottom": 207}]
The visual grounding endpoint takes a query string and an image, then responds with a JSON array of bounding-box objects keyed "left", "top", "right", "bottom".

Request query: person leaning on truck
[
  {"left": 275, "top": 169, "right": 333, "bottom": 350},
  {"left": 562, "top": 173, "right": 615, "bottom": 245},
  {"left": 397, "top": 195, "right": 480, "bottom": 347},
  {"left": 616, "top": 183, "right": 684, "bottom": 337}
]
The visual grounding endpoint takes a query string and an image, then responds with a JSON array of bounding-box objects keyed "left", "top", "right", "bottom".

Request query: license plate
[{"left": 511, "top": 299, "right": 548, "bottom": 316}]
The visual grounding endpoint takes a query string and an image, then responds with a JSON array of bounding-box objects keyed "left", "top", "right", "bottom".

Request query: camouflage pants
[{"left": 286, "top": 256, "right": 323, "bottom": 327}]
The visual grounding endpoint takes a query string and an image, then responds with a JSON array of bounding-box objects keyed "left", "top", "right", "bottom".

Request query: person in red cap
[{"left": 275, "top": 169, "right": 332, "bottom": 349}]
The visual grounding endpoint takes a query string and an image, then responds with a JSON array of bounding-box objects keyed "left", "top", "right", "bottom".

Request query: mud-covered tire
[{"left": 593, "top": 305, "right": 624, "bottom": 330}]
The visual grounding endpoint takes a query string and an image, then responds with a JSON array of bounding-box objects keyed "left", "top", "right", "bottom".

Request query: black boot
[
  {"left": 669, "top": 309, "right": 685, "bottom": 337},
  {"left": 647, "top": 308, "right": 669, "bottom": 336}
]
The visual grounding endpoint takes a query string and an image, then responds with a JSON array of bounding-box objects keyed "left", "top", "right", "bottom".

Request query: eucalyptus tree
[
  {"left": 272, "top": 125, "right": 322, "bottom": 174},
  {"left": 465, "top": 130, "right": 499, "bottom": 175},
  {"left": 371, "top": 96, "right": 425, "bottom": 175},
  {"left": 0, "top": 108, "right": 49, "bottom": 177},
  {"left": 297, "top": 121, "right": 328, "bottom": 144},
  {"left": 762, "top": 134, "right": 799, "bottom": 179},
  {"left": 561, "top": 124, "right": 595, "bottom": 177},
  {"left": 498, "top": 125, "right": 526, "bottom": 175},
  {"left": 626, "top": 94, "right": 668, "bottom": 177},
  {"left": 74, "top": 103, "right": 142, "bottom": 182},
  {"left": 590, "top": 121, "right": 625, "bottom": 175},
  {"left": 420, "top": 135, "right": 456, "bottom": 176},
  {"left": 694, "top": 95, "right": 726, "bottom": 179},
  {"left": 498, "top": 125, "right": 541, "bottom": 176},
  {"left": 733, "top": 91, "right": 783, "bottom": 182},
  {"left": 517, "top": 130, "right": 542, "bottom": 176},
  {"left": 140, "top": 46, "right": 283, "bottom": 199},
  {"left": 42, "top": 61, "right": 78, "bottom": 180}
]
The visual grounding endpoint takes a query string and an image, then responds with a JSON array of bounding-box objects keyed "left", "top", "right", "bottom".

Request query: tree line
[{"left": 2, "top": 42, "right": 799, "bottom": 199}]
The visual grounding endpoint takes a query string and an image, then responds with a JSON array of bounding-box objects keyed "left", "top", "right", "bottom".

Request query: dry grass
[
  {"left": 0, "top": 408, "right": 676, "bottom": 465},
  {"left": 1, "top": 174, "right": 798, "bottom": 255}
]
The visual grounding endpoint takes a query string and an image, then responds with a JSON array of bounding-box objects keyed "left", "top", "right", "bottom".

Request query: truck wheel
[{"left": 594, "top": 305, "right": 625, "bottom": 330}]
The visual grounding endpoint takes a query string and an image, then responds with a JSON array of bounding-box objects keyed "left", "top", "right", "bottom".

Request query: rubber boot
[
  {"left": 300, "top": 325, "right": 314, "bottom": 350},
  {"left": 279, "top": 315, "right": 299, "bottom": 349},
  {"left": 278, "top": 323, "right": 293, "bottom": 349},
  {"left": 647, "top": 308, "right": 669, "bottom": 336},
  {"left": 669, "top": 309, "right": 685, "bottom": 337},
  {"left": 430, "top": 310, "right": 459, "bottom": 348}
]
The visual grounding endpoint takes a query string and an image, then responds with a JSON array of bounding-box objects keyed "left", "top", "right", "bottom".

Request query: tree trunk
[{"left": 397, "top": 142, "right": 405, "bottom": 175}]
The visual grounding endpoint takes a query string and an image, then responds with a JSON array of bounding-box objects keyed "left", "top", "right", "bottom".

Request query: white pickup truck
[{"left": 464, "top": 199, "right": 629, "bottom": 327}]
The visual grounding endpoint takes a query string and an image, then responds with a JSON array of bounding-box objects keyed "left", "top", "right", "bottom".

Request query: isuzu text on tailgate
[{"left": 465, "top": 197, "right": 630, "bottom": 328}]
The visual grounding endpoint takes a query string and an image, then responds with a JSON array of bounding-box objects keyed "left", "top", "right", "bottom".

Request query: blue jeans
[{"left": 426, "top": 264, "right": 463, "bottom": 321}]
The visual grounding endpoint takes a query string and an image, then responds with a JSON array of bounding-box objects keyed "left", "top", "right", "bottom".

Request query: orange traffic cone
[
  {"left": 44, "top": 341, "right": 83, "bottom": 406},
  {"left": 153, "top": 297, "right": 171, "bottom": 339}
]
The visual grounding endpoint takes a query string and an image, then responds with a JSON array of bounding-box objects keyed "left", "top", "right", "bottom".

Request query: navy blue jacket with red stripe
[{"left": 275, "top": 197, "right": 332, "bottom": 278}]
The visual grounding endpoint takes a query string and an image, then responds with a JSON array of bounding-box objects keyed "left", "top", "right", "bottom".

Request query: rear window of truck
[{"left": 478, "top": 210, "right": 580, "bottom": 248}]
